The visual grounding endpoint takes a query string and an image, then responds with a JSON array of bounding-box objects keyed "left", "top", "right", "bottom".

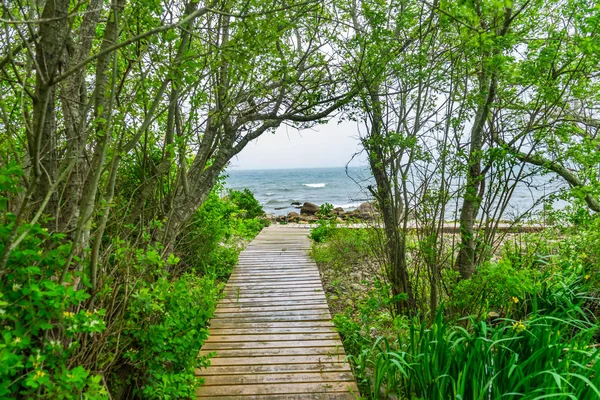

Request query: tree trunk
[
  {"left": 31, "top": 0, "right": 71, "bottom": 220},
  {"left": 455, "top": 75, "right": 497, "bottom": 280}
]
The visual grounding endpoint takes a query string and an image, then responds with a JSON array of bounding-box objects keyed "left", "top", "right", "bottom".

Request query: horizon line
[{"left": 227, "top": 165, "right": 369, "bottom": 171}]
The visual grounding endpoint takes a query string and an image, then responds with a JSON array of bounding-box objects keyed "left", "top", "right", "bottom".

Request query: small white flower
[{"left": 12, "top": 283, "right": 21, "bottom": 291}]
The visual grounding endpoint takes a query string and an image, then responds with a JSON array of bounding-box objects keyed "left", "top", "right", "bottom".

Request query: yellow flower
[
  {"left": 63, "top": 311, "right": 75, "bottom": 318},
  {"left": 85, "top": 310, "right": 93, "bottom": 317},
  {"left": 511, "top": 296, "right": 519, "bottom": 304},
  {"left": 13, "top": 337, "right": 21, "bottom": 344},
  {"left": 584, "top": 274, "right": 590, "bottom": 280},
  {"left": 34, "top": 370, "right": 46, "bottom": 380},
  {"left": 513, "top": 320, "right": 526, "bottom": 333}
]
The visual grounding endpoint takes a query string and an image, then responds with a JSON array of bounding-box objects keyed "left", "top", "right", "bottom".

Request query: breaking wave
[{"left": 303, "top": 183, "right": 326, "bottom": 188}]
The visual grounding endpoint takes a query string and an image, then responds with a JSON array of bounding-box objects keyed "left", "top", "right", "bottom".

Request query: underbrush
[
  {"left": 0, "top": 165, "right": 266, "bottom": 399},
  {"left": 312, "top": 220, "right": 600, "bottom": 399}
]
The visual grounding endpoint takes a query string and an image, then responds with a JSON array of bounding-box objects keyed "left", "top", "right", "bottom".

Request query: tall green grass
[{"left": 349, "top": 300, "right": 600, "bottom": 399}]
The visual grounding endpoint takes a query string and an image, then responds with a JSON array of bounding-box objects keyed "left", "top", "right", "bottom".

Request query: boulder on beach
[
  {"left": 333, "top": 207, "right": 345, "bottom": 215},
  {"left": 299, "top": 215, "right": 318, "bottom": 223},
  {"left": 300, "top": 202, "right": 319, "bottom": 215},
  {"left": 287, "top": 211, "right": 300, "bottom": 222},
  {"left": 357, "top": 202, "right": 378, "bottom": 220}
]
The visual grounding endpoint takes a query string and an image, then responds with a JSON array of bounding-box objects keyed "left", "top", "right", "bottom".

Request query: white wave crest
[
  {"left": 303, "top": 183, "right": 326, "bottom": 188},
  {"left": 333, "top": 202, "right": 361, "bottom": 209}
]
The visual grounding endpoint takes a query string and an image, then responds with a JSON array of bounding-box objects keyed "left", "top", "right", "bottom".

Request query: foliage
[
  {"left": 311, "top": 227, "right": 377, "bottom": 269},
  {"left": 309, "top": 203, "right": 337, "bottom": 243},
  {"left": 0, "top": 168, "right": 107, "bottom": 399},
  {"left": 0, "top": 165, "right": 266, "bottom": 398},
  {"left": 350, "top": 305, "right": 599, "bottom": 400},
  {"left": 179, "top": 187, "right": 268, "bottom": 279},
  {"left": 123, "top": 273, "right": 219, "bottom": 398},
  {"left": 312, "top": 211, "right": 600, "bottom": 399},
  {"left": 227, "top": 188, "right": 266, "bottom": 219}
]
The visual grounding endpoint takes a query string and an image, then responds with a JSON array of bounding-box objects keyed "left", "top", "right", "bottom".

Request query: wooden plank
[
  {"left": 222, "top": 292, "right": 324, "bottom": 300},
  {"left": 202, "top": 339, "right": 342, "bottom": 349},
  {"left": 196, "top": 363, "right": 351, "bottom": 376},
  {"left": 217, "top": 295, "right": 326, "bottom": 304},
  {"left": 222, "top": 286, "right": 323, "bottom": 294},
  {"left": 210, "top": 321, "right": 335, "bottom": 329},
  {"left": 216, "top": 304, "right": 329, "bottom": 313},
  {"left": 200, "top": 346, "right": 344, "bottom": 358},
  {"left": 216, "top": 300, "right": 328, "bottom": 308},
  {"left": 195, "top": 394, "right": 355, "bottom": 400},
  {"left": 196, "top": 381, "right": 357, "bottom": 396},
  {"left": 201, "top": 371, "right": 355, "bottom": 385},
  {"left": 209, "top": 327, "right": 337, "bottom": 335},
  {"left": 206, "top": 333, "right": 340, "bottom": 342},
  {"left": 213, "top": 310, "right": 331, "bottom": 319},
  {"left": 210, "top": 316, "right": 332, "bottom": 323}
]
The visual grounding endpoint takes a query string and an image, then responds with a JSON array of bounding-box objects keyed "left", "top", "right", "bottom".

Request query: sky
[{"left": 228, "top": 119, "right": 367, "bottom": 170}]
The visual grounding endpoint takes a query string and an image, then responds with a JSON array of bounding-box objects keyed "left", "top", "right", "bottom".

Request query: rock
[
  {"left": 300, "top": 202, "right": 319, "bottom": 215},
  {"left": 287, "top": 211, "right": 300, "bottom": 222},
  {"left": 333, "top": 207, "right": 344, "bottom": 215},
  {"left": 275, "top": 215, "right": 287, "bottom": 223},
  {"left": 291, "top": 201, "right": 301, "bottom": 206},
  {"left": 341, "top": 210, "right": 359, "bottom": 220},
  {"left": 274, "top": 206, "right": 286, "bottom": 210},
  {"left": 357, "top": 202, "right": 378, "bottom": 220},
  {"left": 487, "top": 311, "right": 500, "bottom": 319},
  {"left": 299, "top": 214, "right": 318, "bottom": 223}
]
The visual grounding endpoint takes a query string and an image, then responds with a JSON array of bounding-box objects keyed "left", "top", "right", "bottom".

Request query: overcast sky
[{"left": 229, "top": 119, "right": 367, "bottom": 170}]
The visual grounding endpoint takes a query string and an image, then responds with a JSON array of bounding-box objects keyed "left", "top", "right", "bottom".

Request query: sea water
[
  {"left": 224, "top": 166, "right": 567, "bottom": 218},
  {"left": 225, "top": 167, "right": 372, "bottom": 215}
]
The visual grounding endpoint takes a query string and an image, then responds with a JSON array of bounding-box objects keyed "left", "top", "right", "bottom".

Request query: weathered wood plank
[
  {"left": 208, "top": 327, "right": 337, "bottom": 335},
  {"left": 202, "top": 339, "right": 342, "bottom": 349},
  {"left": 206, "top": 333, "right": 339, "bottom": 342},
  {"left": 196, "top": 363, "right": 352, "bottom": 376},
  {"left": 195, "top": 394, "right": 355, "bottom": 400},
  {"left": 196, "top": 226, "right": 358, "bottom": 398},
  {"left": 201, "top": 371, "right": 355, "bottom": 385},
  {"left": 196, "top": 381, "right": 357, "bottom": 396}
]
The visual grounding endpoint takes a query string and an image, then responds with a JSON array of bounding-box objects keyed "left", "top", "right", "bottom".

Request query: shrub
[
  {"left": 227, "top": 188, "right": 265, "bottom": 219},
  {"left": 178, "top": 186, "right": 267, "bottom": 279},
  {"left": 123, "top": 273, "right": 220, "bottom": 398},
  {"left": 451, "top": 258, "right": 540, "bottom": 319},
  {"left": 0, "top": 167, "right": 107, "bottom": 399},
  {"left": 309, "top": 203, "right": 337, "bottom": 243}
]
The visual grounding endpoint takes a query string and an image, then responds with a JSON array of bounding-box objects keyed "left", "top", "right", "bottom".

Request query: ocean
[
  {"left": 225, "top": 167, "right": 373, "bottom": 215},
  {"left": 224, "top": 166, "right": 566, "bottom": 218}
]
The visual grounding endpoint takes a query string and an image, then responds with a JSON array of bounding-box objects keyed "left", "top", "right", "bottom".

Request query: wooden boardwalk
[{"left": 196, "top": 226, "right": 359, "bottom": 399}]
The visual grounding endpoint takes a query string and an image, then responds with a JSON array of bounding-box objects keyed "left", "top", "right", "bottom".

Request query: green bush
[
  {"left": 309, "top": 203, "right": 338, "bottom": 243},
  {"left": 0, "top": 167, "right": 107, "bottom": 399},
  {"left": 451, "top": 258, "right": 539, "bottom": 319},
  {"left": 178, "top": 186, "right": 267, "bottom": 279},
  {"left": 311, "top": 227, "right": 375, "bottom": 270},
  {"left": 227, "top": 188, "right": 265, "bottom": 219},
  {"left": 123, "top": 273, "right": 220, "bottom": 398}
]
